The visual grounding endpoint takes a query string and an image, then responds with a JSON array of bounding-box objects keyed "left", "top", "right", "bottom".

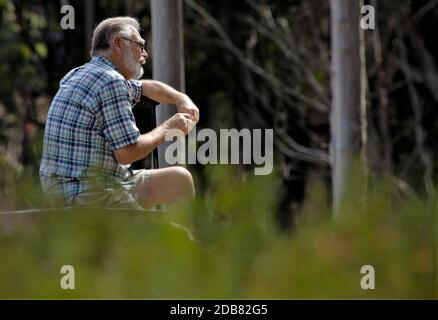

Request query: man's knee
[{"left": 171, "top": 166, "right": 195, "bottom": 198}]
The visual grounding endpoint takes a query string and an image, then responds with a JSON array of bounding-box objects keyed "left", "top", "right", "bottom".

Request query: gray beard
[
  {"left": 124, "top": 52, "right": 144, "bottom": 80},
  {"left": 132, "top": 65, "right": 144, "bottom": 80}
]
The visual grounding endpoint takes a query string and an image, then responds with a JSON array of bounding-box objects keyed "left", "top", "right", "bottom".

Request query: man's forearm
[
  {"left": 141, "top": 80, "right": 200, "bottom": 123},
  {"left": 141, "top": 80, "right": 186, "bottom": 105},
  {"left": 113, "top": 125, "right": 167, "bottom": 165}
]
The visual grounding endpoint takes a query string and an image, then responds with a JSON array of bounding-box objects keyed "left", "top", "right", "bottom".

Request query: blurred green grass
[{"left": 0, "top": 166, "right": 436, "bottom": 299}]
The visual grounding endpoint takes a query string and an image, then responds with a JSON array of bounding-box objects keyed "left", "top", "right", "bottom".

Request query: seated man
[{"left": 39, "top": 17, "right": 199, "bottom": 209}]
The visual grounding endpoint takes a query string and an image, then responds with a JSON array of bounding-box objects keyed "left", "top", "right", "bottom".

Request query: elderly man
[{"left": 39, "top": 17, "right": 199, "bottom": 209}]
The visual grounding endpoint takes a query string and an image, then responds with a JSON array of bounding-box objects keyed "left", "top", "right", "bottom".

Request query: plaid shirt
[{"left": 40, "top": 56, "right": 142, "bottom": 201}]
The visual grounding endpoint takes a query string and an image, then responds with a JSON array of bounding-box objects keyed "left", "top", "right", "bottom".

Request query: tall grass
[{"left": 0, "top": 166, "right": 436, "bottom": 299}]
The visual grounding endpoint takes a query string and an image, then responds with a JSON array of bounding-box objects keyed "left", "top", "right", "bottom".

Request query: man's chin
[
  {"left": 136, "top": 69, "right": 144, "bottom": 80},
  {"left": 129, "top": 67, "right": 144, "bottom": 80}
]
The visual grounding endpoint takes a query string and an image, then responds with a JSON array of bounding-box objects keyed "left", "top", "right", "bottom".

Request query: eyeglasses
[{"left": 121, "top": 36, "right": 146, "bottom": 51}]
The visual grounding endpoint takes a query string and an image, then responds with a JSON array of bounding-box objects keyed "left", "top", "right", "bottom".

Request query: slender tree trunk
[
  {"left": 371, "top": 0, "right": 392, "bottom": 175},
  {"left": 330, "top": 0, "right": 367, "bottom": 215},
  {"left": 151, "top": 0, "right": 185, "bottom": 168}
]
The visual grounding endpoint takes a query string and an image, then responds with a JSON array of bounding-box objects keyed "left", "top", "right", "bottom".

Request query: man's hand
[
  {"left": 175, "top": 95, "right": 200, "bottom": 123},
  {"left": 114, "top": 112, "right": 195, "bottom": 165},
  {"left": 162, "top": 113, "right": 194, "bottom": 135}
]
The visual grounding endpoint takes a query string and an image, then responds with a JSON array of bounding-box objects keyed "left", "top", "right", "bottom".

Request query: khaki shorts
[{"left": 40, "top": 170, "right": 152, "bottom": 209}]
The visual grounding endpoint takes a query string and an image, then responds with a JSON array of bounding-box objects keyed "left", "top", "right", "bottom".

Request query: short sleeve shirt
[{"left": 39, "top": 56, "right": 142, "bottom": 200}]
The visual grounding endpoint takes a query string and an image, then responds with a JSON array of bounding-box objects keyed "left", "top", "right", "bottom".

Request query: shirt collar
[{"left": 91, "top": 55, "right": 118, "bottom": 71}]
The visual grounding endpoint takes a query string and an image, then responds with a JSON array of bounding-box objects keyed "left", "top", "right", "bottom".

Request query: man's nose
[{"left": 142, "top": 50, "right": 149, "bottom": 59}]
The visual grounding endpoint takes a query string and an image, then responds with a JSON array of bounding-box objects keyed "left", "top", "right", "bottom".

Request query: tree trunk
[
  {"left": 330, "top": 0, "right": 367, "bottom": 215},
  {"left": 151, "top": 0, "right": 185, "bottom": 168},
  {"left": 371, "top": 0, "right": 392, "bottom": 175}
]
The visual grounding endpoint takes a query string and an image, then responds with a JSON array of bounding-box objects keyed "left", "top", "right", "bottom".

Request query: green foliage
[
  {"left": 0, "top": 155, "right": 20, "bottom": 196},
  {"left": 0, "top": 167, "right": 436, "bottom": 299}
]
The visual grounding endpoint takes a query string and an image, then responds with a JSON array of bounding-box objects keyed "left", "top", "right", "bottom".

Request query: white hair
[{"left": 90, "top": 17, "right": 140, "bottom": 57}]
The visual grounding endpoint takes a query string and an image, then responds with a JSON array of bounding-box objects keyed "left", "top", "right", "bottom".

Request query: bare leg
[{"left": 134, "top": 166, "right": 195, "bottom": 209}]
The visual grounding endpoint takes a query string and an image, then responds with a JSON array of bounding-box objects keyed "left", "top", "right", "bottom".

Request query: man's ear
[{"left": 112, "top": 36, "right": 123, "bottom": 54}]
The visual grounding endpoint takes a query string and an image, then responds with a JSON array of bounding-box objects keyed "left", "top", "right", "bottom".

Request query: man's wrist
[{"left": 175, "top": 93, "right": 189, "bottom": 106}]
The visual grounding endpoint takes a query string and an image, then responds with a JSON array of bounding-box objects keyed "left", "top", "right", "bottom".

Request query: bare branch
[{"left": 185, "top": 0, "right": 328, "bottom": 113}]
